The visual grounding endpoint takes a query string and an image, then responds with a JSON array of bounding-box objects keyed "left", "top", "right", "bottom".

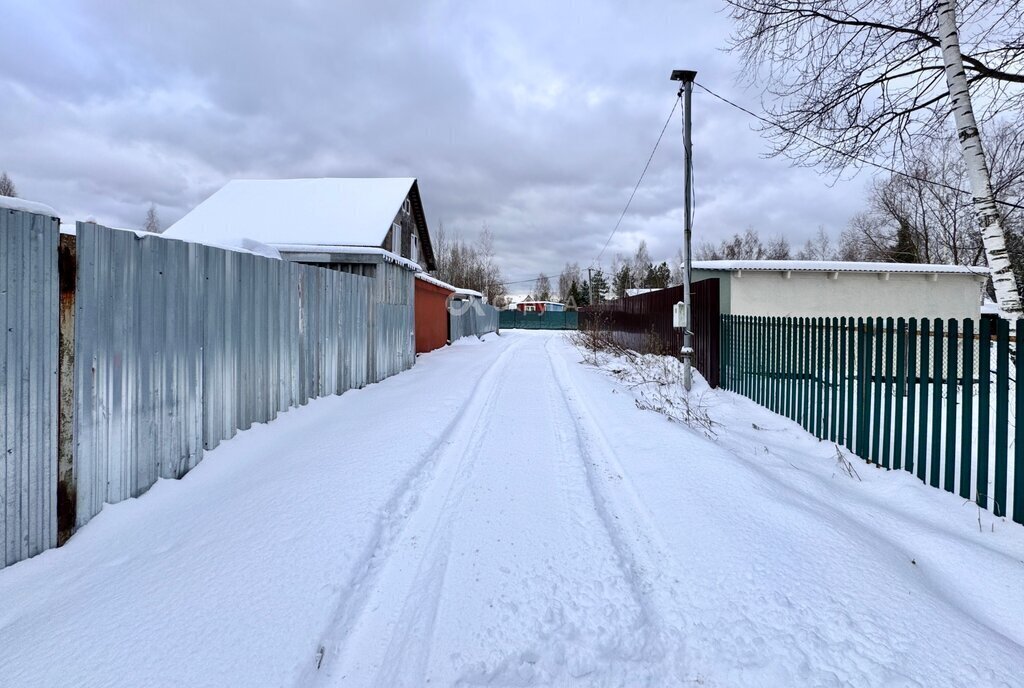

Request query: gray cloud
[{"left": 1, "top": 0, "right": 872, "bottom": 282}]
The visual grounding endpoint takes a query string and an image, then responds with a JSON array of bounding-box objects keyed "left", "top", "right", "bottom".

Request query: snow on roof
[
  {"left": 519, "top": 300, "right": 564, "bottom": 305},
  {"left": 692, "top": 260, "right": 988, "bottom": 277},
  {"left": 164, "top": 178, "right": 416, "bottom": 248},
  {"left": 274, "top": 244, "right": 419, "bottom": 271},
  {"left": 625, "top": 288, "right": 658, "bottom": 297},
  {"left": 415, "top": 272, "right": 457, "bottom": 292},
  {"left": 0, "top": 196, "right": 58, "bottom": 217},
  {"left": 453, "top": 287, "right": 484, "bottom": 298}
]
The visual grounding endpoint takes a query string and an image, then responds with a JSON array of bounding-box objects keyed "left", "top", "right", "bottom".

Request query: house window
[
  {"left": 403, "top": 199, "right": 411, "bottom": 214},
  {"left": 392, "top": 223, "right": 402, "bottom": 254},
  {"left": 524, "top": 305, "right": 536, "bottom": 312},
  {"left": 411, "top": 232, "right": 420, "bottom": 264}
]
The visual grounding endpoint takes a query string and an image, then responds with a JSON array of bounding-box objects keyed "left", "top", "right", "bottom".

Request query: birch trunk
[{"left": 937, "top": 0, "right": 1022, "bottom": 317}]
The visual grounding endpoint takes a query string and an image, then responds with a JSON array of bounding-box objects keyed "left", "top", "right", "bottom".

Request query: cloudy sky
[{"left": 1, "top": 0, "right": 871, "bottom": 286}]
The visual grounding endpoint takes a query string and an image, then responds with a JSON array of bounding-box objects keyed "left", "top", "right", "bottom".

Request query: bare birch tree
[
  {"left": 144, "top": 204, "right": 161, "bottom": 233},
  {"left": 727, "top": 0, "right": 1024, "bottom": 314},
  {"left": 0, "top": 171, "right": 17, "bottom": 197}
]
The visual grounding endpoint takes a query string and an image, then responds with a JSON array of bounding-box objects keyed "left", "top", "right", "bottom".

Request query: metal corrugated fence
[
  {"left": 449, "top": 298, "right": 499, "bottom": 341},
  {"left": 373, "top": 262, "right": 415, "bottom": 381},
  {"left": 1, "top": 209, "right": 58, "bottom": 568},
  {"left": 74, "top": 223, "right": 376, "bottom": 529}
]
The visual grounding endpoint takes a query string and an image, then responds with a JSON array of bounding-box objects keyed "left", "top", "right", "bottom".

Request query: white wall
[{"left": 725, "top": 271, "right": 984, "bottom": 321}]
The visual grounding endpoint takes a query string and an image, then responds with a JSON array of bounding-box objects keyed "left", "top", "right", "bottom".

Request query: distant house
[
  {"left": 165, "top": 177, "right": 436, "bottom": 273},
  {"left": 691, "top": 260, "right": 987, "bottom": 321},
  {"left": 166, "top": 178, "right": 437, "bottom": 381},
  {"left": 516, "top": 301, "right": 565, "bottom": 314}
]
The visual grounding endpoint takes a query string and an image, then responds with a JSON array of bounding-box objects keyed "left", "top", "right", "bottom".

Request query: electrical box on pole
[{"left": 672, "top": 302, "right": 688, "bottom": 330}]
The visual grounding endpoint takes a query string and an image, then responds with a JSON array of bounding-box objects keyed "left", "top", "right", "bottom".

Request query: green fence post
[
  {"left": 828, "top": 318, "right": 838, "bottom": 442},
  {"left": 816, "top": 317, "right": 826, "bottom": 438},
  {"left": 882, "top": 317, "right": 895, "bottom": 469},
  {"left": 872, "top": 317, "right": 884, "bottom": 464},
  {"left": 786, "top": 317, "right": 794, "bottom": 423},
  {"left": 855, "top": 318, "right": 866, "bottom": 458},
  {"left": 995, "top": 318, "right": 1009, "bottom": 518},
  {"left": 802, "top": 317, "right": 812, "bottom": 431},
  {"left": 757, "top": 316, "right": 766, "bottom": 406},
  {"left": 742, "top": 315, "right": 749, "bottom": 397},
  {"left": 977, "top": 318, "right": 991, "bottom": 508},
  {"left": 904, "top": 318, "right": 918, "bottom": 476},
  {"left": 770, "top": 317, "right": 779, "bottom": 412},
  {"left": 786, "top": 317, "right": 796, "bottom": 420},
  {"left": 1014, "top": 319, "right": 1023, "bottom": 525},
  {"left": 931, "top": 318, "right": 944, "bottom": 489},
  {"left": 893, "top": 318, "right": 906, "bottom": 471},
  {"left": 944, "top": 319, "right": 958, "bottom": 493},
  {"left": 846, "top": 317, "right": 857, "bottom": 452},
  {"left": 836, "top": 317, "right": 847, "bottom": 445},
  {"left": 960, "top": 319, "right": 974, "bottom": 500},
  {"left": 917, "top": 319, "right": 930, "bottom": 483},
  {"left": 720, "top": 315, "right": 728, "bottom": 390}
]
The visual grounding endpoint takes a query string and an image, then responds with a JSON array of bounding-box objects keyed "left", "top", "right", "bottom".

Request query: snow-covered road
[{"left": 2, "top": 331, "right": 1024, "bottom": 687}]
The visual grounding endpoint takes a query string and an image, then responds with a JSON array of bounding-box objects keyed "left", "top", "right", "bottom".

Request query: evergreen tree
[
  {"left": 644, "top": 262, "right": 671, "bottom": 289},
  {"left": 590, "top": 270, "right": 610, "bottom": 303},
  {"left": 613, "top": 265, "right": 634, "bottom": 298},
  {"left": 566, "top": 280, "right": 582, "bottom": 310},
  {"left": 889, "top": 219, "right": 920, "bottom": 263},
  {"left": 578, "top": 279, "right": 591, "bottom": 307}
]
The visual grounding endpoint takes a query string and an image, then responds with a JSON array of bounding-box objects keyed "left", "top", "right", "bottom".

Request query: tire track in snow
[
  {"left": 543, "top": 335, "right": 695, "bottom": 678},
  {"left": 298, "top": 335, "right": 525, "bottom": 687}
]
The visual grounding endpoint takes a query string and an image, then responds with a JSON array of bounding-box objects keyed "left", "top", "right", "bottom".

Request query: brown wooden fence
[{"left": 579, "top": 278, "right": 720, "bottom": 387}]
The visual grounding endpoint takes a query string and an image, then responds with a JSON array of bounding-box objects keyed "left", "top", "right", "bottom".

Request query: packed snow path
[{"left": 2, "top": 332, "right": 1024, "bottom": 687}]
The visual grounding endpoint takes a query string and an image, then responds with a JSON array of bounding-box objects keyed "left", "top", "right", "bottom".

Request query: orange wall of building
[{"left": 415, "top": 279, "right": 453, "bottom": 354}]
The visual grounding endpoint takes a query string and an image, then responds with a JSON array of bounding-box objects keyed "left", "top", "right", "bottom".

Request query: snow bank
[{"left": 0, "top": 195, "right": 58, "bottom": 216}]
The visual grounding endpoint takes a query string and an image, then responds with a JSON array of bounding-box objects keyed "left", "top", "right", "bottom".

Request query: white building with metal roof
[{"left": 691, "top": 260, "right": 988, "bottom": 321}]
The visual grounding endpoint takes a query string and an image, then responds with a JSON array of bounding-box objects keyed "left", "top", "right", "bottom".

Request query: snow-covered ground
[{"left": 2, "top": 331, "right": 1023, "bottom": 687}]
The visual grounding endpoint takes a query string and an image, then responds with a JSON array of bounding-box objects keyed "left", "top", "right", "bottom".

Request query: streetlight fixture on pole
[{"left": 671, "top": 69, "right": 696, "bottom": 391}]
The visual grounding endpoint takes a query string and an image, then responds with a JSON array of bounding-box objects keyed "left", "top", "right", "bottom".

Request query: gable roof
[{"left": 165, "top": 178, "right": 435, "bottom": 269}]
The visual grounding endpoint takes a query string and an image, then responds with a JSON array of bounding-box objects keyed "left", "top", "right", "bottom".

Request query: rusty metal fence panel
[{"left": 1, "top": 209, "right": 59, "bottom": 568}]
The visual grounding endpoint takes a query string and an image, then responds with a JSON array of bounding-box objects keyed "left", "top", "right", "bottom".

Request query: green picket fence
[
  {"left": 721, "top": 315, "right": 1023, "bottom": 525},
  {"left": 499, "top": 310, "right": 579, "bottom": 330}
]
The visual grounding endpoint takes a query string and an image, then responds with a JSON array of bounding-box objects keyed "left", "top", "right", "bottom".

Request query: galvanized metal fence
[
  {"left": 721, "top": 315, "right": 1023, "bottom": 525},
  {"left": 449, "top": 299, "right": 500, "bottom": 341},
  {"left": 1, "top": 209, "right": 59, "bottom": 568},
  {"left": 1, "top": 210, "right": 418, "bottom": 568},
  {"left": 73, "top": 222, "right": 375, "bottom": 529},
  {"left": 498, "top": 310, "right": 578, "bottom": 330}
]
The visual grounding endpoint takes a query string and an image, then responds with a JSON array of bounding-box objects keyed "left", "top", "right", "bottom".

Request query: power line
[
  {"left": 593, "top": 95, "right": 681, "bottom": 267},
  {"left": 694, "top": 81, "right": 1024, "bottom": 212}
]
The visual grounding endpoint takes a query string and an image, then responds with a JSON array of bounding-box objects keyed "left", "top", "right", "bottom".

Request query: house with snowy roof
[
  {"left": 691, "top": 260, "right": 987, "bottom": 321},
  {"left": 165, "top": 177, "right": 436, "bottom": 274},
  {"left": 167, "top": 178, "right": 438, "bottom": 381}
]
